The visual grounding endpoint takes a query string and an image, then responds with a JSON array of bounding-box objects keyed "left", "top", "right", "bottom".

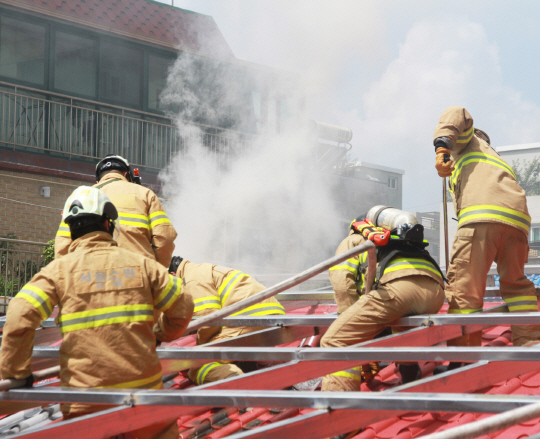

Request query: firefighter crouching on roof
[
  {"left": 55, "top": 154, "right": 177, "bottom": 269},
  {"left": 1, "top": 187, "right": 193, "bottom": 439},
  {"left": 169, "top": 257, "right": 286, "bottom": 385},
  {"left": 322, "top": 207, "right": 445, "bottom": 390},
  {"left": 329, "top": 214, "right": 384, "bottom": 380},
  {"left": 433, "top": 107, "right": 540, "bottom": 368}
]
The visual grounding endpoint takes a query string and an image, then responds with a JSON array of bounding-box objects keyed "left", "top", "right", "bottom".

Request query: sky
[{"left": 156, "top": 0, "right": 540, "bottom": 213}]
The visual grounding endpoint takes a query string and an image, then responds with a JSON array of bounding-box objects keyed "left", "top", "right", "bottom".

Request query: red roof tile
[{"left": 9, "top": 0, "right": 234, "bottom": 58}]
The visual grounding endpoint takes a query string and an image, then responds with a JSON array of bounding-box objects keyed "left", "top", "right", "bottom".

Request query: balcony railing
[{"left": 0, "top": 81, "right": 256, "bottom": 170}]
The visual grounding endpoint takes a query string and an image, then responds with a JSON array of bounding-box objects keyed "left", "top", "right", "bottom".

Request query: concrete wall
[{"left": 0, "top": 170, "right": 81, "bottom": 243}]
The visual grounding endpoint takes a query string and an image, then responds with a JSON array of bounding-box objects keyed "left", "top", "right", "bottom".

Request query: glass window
[
  {"left": 0, "top": 17, "right": 46, "bottom": 85},
  {"left": 148, "top": 53, "right": 173, "bottom": 111},
  {"left": 54, "top": 31, "right": 97, "bottom": 97},
  {"left": 388, "top": 177, "right": 398, "bottom": 189},
  {"left": 532, "top": 227, "right": 540, "bottom": 242},
  {"left": 100, "top": 41, "right": 142, "bottom": 107}
]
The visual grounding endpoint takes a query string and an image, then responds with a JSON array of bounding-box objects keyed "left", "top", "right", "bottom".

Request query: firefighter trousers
[
  {"left": 446, "top": 223, "right": 540, "bottom": 347},
  {"left": 321, "top": 276, "right": 445, "bottom": 391}
]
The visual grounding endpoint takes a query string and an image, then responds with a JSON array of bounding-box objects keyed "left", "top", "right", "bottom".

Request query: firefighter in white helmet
[
  {"left": 55, "top": 155, "right": 177, "bottom": 269},
  {"left": 322, "top": 210, "right": 445, "bottom": 390},
  {"left": 1, "top": 187, "right": 193, "bottom": 438},
  {"left": 169, "top": 256, "right": 286, "bottom": 385}
]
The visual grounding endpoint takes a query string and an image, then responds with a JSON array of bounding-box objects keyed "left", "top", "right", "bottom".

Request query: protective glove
[
  {"left": 435, "top": 147, "right": 454, "bottom": 178},
  {"left": 351, "top": 219, "right": 390, "bottom": 246},
  {"left": 361, "top": 362, "right": 380, "bottom": 380}
]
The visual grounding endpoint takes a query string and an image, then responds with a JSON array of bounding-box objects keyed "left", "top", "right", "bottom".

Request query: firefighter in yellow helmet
[
  {"left": 433, "top": 107, "right": 540, "bottom": 372},
  {"left": 55, "top": 155, "right": 177, "bottom": 269},
  {"left": 169, "top": 256, "right": 286, "bottom": 385},
  {"left": 1, "top": 187, "right": 193, "bottom": 439},
  {"left": 322, "top": 209, "right": 445, "bottom": 390}
]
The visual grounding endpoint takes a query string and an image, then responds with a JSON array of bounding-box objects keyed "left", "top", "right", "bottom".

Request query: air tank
[
  {"left": 310, "top": 120, "right": 353, "bottom": 144},
  {"left": 366, "top": 206, "right": 418, "bottom": 231}
]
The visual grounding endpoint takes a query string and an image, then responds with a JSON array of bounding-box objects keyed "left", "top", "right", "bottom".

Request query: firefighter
[
  {"left": 329, "top": 215, "right": 385, "bottom": 380},
  {"left": 1, "top": 187, "right": 193, "bottom": 439},
  {"left": 170, "top": 256, "right": 286, "bottom": 385},
  {"left": 321, "top": 212, "right": 446, "bottom": 390},
  {"left": 433, "top": 106, "right": 540, "bottom": 363},
  {"left": 55, "top": 154, "right": 177, "bottom": 269}
]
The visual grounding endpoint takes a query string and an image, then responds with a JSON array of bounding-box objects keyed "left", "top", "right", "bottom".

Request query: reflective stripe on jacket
[{"left": 434, "top": 107, "right": 530, "bottom": 236}]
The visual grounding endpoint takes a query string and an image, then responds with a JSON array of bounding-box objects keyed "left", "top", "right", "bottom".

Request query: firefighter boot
[{"left": 397, "top": 363, "right": 422, "bottom": 384}]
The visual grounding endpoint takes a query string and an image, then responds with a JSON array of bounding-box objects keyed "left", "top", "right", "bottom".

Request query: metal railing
[
  {"left": 0, "top": 238, "right": 49, "bottom": 312},
  {"left": 0, "top": 81, "right": 256, "bottom": 170}
]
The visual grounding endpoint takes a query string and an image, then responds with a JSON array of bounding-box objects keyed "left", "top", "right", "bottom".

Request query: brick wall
[{"left": 0, "top": 170, "right": 83, "bottom": 243}]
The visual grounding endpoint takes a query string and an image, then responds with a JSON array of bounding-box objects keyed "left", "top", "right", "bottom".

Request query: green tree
[
  {"left": 41, "top": 238, "right": 55, "bottom": 266},
  {"left": 513, "top": 157, "right": 540, "bottom": 195}
]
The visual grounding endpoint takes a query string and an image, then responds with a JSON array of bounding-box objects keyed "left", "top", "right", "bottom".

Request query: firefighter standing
[
  {"left": 434, "top": 106, "right": 540, "bottom": 355},
  {"left": 55, "top": 155, "right": 177, "bottom": 268},
  {"left": 1, "top": 187, "right": 193, "bottom": 439},
  {"left": 170, "top": 257, "right": 286, "bottom": 385},
  {"left": 322, "top": 211, "right": 445, "bottom": 390}
]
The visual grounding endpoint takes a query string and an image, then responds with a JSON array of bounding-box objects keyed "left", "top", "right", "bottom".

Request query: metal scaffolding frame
[{"left": 1, "top": 303, "right": 539, "bottom": 438}]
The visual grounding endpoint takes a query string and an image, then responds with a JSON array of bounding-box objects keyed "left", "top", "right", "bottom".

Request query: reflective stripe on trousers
[{"left": 59, "top": 304, "right": 154, "bottom": 333}]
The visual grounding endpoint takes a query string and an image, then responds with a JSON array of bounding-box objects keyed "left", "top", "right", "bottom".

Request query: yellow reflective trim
[
  {"left": 456, "top": 126, "right": 474, "bottom": 143},
  {"left": 154, "top": 275, "right": 182, "bottom": 312},
  {"left": 218, "top": 271, "right": 249, "bottom": 305},
  {"left": 329, "top": 371, "right": 362, "bottom": 382},
  {"left": 104, "top": 371, "right": 163, "bottom": 389},
  {"left": 119, "top": 212, "right": 148, "bottom": 220},
  {"left": 119, "top": 220, "right": 151, "bottom": 230},
  {"left": 194, "top": 303, "right": 221, "bottom": 313},
  {"left": 193, "top": 295, "right": 222, "bottom": 313},
  {"left": 329, "top": 264, "right": 358, "bottom": 274},
  {"left": 150, "top": 218, "right": 171, "bottom": 227},
  {"left": 149, "top": 211, "right": 167, "bottom": 219},
  {"left": 504, "top": 296, "right": 537, "bottom": 304},
  {"left": 60, "top": 314, "right": 153, "bottom": 333},
  {"left": 56, "top": 231, "right": 71, "bottom": 237},
  {"left": 231, "top": 302, "right": 286, "bottom": 316},
  {"left": 459, "top": 213, "right": 530, "bottom": 232},
  {"left": 60, "top": 304, "right": 152, "bottom": 322},
  {"left": 447, "top": 308, "right": 483, "bottom": 314},
  {"left": 508, "top": 305, "right": 538, "bottom": 311},
  {"left": 197, "top": 362, "right": 223, "bottom": 385},
  {"left": 450, "top": 152, "right": 516, "bottom": 186},
  {"left": 17, "top": 285, "right": 53, "bottom": 319},
  {"left": 384, "top": 261, "right": 442, "bottom": 278}
]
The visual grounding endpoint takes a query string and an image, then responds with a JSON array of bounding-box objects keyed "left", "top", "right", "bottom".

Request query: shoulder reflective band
[
  {"left": 450, "top": 151, "right": 517, "bottom": 187},
  {"left": 98, "top": 371, "right": 163, "bottom": 390},
  {"left": 458, "top": 205, "right": 531, "bottom": 232},
  {"left": 56, "top": 222, "right": 71, "bottom": 238},
  {"left": 154, "top": 274, "right": 182, "bottom": 312},
  {"left": 149, "top": 211, "right": 172, "bottom": 228},
  {"left": 218, "top": 270, "right": 250, "bottom": 305},
  {"left": 447, "top": 308, "right": 483, "bottom": 314},
  {"left": 329, "top": 256, "right": 360, "bottom": 275},
  {"left": 17, "top": 284, "right": 53, "bottom": 320},
  {"left": 194, "top": 296, "right": 222, "bottom": 313},
  {"left": 118, "top": 212, "right": 150, "bottom": 230},
  {"left": 59, "top": 304, "right": 154, "bottom": 333},
  {"left": 504, "top": 295, "right": 538, "bottom": 312},
  {"left": 231, "top": 302, "right": 286, "bottom": 316},
  {"left": 456, "top": 126, "right": 475, "bottom": 144},
  {"left": 196, "top": 362, "right": 224, "bottom": 385},
  {"left": 328, "top": 366, "right": 362, "bottom": 382},
  {"left": 384, "top": 258, "right": 442, "bottom": 279}
]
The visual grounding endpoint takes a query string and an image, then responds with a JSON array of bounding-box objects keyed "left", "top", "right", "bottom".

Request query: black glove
[
  {"left": 155, "top": 339, "right": 162, "bottom": 348},
  {"left": 168, "top": 256, "right": 183, "bottom": 275},
  {"left": 434, "top": 136, "right": 453, "bottom": 152}
]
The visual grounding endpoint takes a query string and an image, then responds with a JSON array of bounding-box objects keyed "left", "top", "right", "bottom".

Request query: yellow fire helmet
[{"left": 62, "top": 186, "right": 119, "bottom": 239}]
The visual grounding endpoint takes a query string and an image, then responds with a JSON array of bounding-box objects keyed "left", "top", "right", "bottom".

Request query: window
[
  {"left": 0, "top": 16, "right": 46, "bottom": 85},
  {"left": 388, "top": 176, "right": 398, "bottom": 189},
  {"left": 54, "top": 31, "right": 98, "bottom": 97},
  {"left": 531, "top": 227, "right": 540, "bottom": 242},
  {"left": 148, "top": 54, "right": 173, "bottom": 111},
  {"left": 100, "top": 41, "right": 142, "bottom": 107}
]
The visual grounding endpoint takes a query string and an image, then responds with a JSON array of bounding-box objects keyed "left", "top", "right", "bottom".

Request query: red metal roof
[{"left": 3, "top": 0, "right": 234, "bottom": 57}]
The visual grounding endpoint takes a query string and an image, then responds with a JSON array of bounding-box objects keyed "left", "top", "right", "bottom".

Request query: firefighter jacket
[
  {"left": 0, "top": 231, "right": 194, "bottom": 389},
  {"left": 177, "top": 260, "right": 286, "bottom": 345},
  {"left": 55, "top": 173, "right": 177, "bottom": 267},
  {"left": 434, "top": 106, "right": 530, "bottom": 237},
  {"left": 330, "top": 233, "right": 444, "bottom": 310}
]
